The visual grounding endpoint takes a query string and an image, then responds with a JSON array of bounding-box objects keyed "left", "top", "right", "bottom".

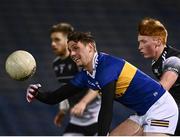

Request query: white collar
[{"left": 86, "top": 52, "right": 98, "bottom": 78}]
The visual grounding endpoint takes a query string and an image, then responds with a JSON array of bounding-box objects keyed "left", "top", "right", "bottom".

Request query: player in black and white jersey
[
  {"left": 151, "top": 46, "right": 180, "bottom": 100},
  {"left": 138, "top": 17, "right": 180, "bottom": 135}
]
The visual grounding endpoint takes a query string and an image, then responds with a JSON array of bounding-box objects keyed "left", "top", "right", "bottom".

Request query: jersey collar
[
  {"left": 152, "top": 46, "right": 168, "bottom": 66},
  {"left": 86, "top": 52, "right": 98, "bottom": 78}
]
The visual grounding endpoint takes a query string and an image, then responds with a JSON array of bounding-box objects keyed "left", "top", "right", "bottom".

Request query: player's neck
[
  {"left": 154, "top": 45, "right": 166, "bottom": 60},
  {"left": 85, "top": 52, "right": 97, "bottom": 74},
  {"left": 86, "top": 62, "right": 93, "bottom": 74},
  {"left": 59, "top": 50, "right": 70, "bottom": 60}
]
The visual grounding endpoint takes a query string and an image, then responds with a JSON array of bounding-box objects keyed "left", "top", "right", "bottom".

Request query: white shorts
[{"left": 129, "top": 91, "right": 179, "bottom": 135}]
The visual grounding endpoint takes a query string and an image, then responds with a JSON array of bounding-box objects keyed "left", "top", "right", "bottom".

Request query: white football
[{"left": 5, "top": 50, "right": 36, "bottom": 81}]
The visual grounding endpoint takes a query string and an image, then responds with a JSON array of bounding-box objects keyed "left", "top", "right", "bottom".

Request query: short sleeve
[{"left": 163, "top": 56, "right": 180, "bottom": 75}]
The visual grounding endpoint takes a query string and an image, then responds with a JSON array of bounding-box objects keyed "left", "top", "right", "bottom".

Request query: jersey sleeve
[
  {"left": 59, "top": 99, "right": 70, "bottom": 111},
  {"left": 163, "top": 56, "right": 180, "bottom": 75},
  {"left": 70, "top": 71, "right": 87, "bottom": 88},
  {"left": 98, "top": 81, "right": 115, "bottom": 135}
]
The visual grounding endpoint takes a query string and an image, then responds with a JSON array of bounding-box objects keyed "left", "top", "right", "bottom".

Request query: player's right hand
[
  {"left": 70, "top": 101, "right": 86, "bottom": 117},
  {"left": 26, "top": 84, "right": 41, "bottom": 103}
]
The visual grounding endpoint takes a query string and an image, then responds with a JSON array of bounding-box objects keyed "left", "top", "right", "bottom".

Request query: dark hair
[
  {"left": 67, "top": 31, "right": 95, "bottom": 45},
  {"left": 50, "top": 22, "right": 74, "bottom": 36}
]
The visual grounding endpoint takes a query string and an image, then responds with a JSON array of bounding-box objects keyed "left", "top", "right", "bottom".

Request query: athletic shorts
[
  {"left": 129, "top": 91, "right": 179, "bottom": 135},
  {"left": 63, "top": 122, "right": 98, "bottom": 136}
]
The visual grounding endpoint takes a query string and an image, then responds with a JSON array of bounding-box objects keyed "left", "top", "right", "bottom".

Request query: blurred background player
[
  {"left": 49, "top": 22, "right": 101, "bottom": 135},
  {"left": 138, "top": 17, "right": 180, "bottom": 135}
]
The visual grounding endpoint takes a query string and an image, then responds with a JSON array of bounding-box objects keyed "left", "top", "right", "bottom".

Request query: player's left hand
[{"left": 70, "top": 101, "right": 86, "bottom": 117}]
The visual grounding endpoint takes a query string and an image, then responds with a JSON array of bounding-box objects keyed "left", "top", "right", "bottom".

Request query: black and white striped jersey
[{"left": 152, "top": 45, "right": 180, "bottom": 102}]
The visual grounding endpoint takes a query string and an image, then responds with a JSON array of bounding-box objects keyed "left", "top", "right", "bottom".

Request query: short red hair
[{"left": 138, "top": 17, "right": 168, "bottom": 45}]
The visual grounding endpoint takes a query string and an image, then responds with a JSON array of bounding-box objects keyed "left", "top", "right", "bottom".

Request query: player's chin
[
  {"left": 143, "top": 54, "right": 151, "bottom": 59},
  {"left": 75, "top": 62, "right": 82, "bottom": 67},
  {"left": 141, "top": 53, "right": 149, "bottom": 59},
  {"left": 52, "top": 50, "right": 59, "bottom": 56}
]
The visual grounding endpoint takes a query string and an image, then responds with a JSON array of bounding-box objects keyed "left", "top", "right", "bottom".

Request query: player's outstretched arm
[
  {"left": 26, "top": 83, "right": 83, "bottom": 104},
  {"left": 70, "top": 89, "right": 99, "bottom": 117}
]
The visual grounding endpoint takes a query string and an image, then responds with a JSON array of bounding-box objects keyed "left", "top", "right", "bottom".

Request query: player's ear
[
  {"left": 154, "top": 37, "right": 161, "bottom": 48},
  {"left": 88, "top": 43, "right": 95, "bottom": 52},
  {"left": 157, "top": 37, "right": 162, "bottom": 46}
]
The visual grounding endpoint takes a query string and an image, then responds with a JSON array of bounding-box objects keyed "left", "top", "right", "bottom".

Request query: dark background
[{"left": 0, "top": 0, "right": 179, "bottom": 135}]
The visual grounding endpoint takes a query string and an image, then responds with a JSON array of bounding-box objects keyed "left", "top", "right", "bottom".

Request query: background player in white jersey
[
  {"left": 138, "top": 17, "right": 180, "bottom": 135},
  {"left": 49, "top": 23, "right": 101, "bottom": 135}
]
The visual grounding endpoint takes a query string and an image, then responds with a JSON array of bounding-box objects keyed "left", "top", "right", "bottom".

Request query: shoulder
[
  {"left": 167, "top": 46, "right": 180, "bottom": 57},
  {"left": 99, "top": 52, "right": 124, "bottom": 67},
  {"left": 97, "top": 53, "right": 125, "bottom": 86},
  {"left": 163, "top": 56, "right": 180, "bottom": 74},
  {"left": 164, "top": 56, "right": 180, "bottom": 65},
  {"left": 53, "top": 56, "right": 61, "bottom": 63}
]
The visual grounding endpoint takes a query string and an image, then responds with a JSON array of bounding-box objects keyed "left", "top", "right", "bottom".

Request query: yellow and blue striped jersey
[{"left": 71, "top": 52, "right": 166, "bottom": 115}]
